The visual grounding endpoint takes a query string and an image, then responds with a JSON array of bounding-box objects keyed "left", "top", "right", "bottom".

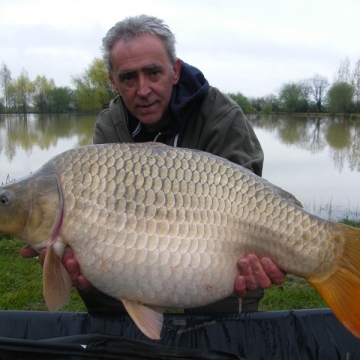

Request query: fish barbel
[{"left": 1, "top": 142, "right": 360, "bottom": 340}]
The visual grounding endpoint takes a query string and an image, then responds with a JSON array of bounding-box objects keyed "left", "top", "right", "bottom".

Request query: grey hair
[{"left": 102, "top": 14, "right": 177, "bottom": 73}]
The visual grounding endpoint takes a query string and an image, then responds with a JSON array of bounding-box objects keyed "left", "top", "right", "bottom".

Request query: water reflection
[
  {"left": 1, "top": 113, "right": 360, "bottom": 220},
  {"left": 0, "top": 114, "right": 95, "bottom": 163},
  {"left": 249, "top": 114, "right": 360, "bottom": 174}
]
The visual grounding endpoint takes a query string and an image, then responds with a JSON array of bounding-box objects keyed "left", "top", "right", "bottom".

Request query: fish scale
[
  {"left": 56, "top": 144, "right": 326, "bottom": 295},
  {"left": 60, "top": 145, "right": 234, "bottom": 302},
  {"left": 1, "top": 142, "right": 360, "bottom": 340}
]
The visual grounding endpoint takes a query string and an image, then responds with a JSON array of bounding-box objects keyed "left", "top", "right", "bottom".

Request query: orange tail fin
[{"left": 307, "top": 223, "right": 360, "bottom": 339}]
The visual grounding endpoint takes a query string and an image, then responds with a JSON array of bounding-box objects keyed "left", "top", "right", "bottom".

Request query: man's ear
[
  {"left": 109, "top": 73, "right": 120, "bottom": 94},
  {"left": 172, "top": 58, "right": 182, "bottom": 85}
]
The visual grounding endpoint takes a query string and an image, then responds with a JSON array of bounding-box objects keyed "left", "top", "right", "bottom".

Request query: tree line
[
  {"left": 229, "top": 57, "right": 360, "bottom": 115},
  {"left": 0, "top": 58, "right": 115, "bottom": 114},
  {"left": 0, "top": 57, "right": 359, "bottom": 115}
]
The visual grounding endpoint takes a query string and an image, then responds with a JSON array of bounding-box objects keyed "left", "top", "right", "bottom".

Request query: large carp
[{"left": 1, "top": 142, "right": 360, "bottom": 340}]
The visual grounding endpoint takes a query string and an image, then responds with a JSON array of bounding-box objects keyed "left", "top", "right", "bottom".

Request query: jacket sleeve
[
  {"left": 183, "top": 87, "right": 264, "bottom": 176},
  {"left": 216, "top": 108, "right": 264, "bottom": 176},
  {"left": 92, "top": 96, "right": 134, "bottom": 144},
  {"left": 93, "top": 108, "right": 111, "bottom": 144}
]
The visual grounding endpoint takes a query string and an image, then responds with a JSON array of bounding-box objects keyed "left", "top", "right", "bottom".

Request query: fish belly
[{"left": 72, "top": 236, "right": 240, "bottom": 308}]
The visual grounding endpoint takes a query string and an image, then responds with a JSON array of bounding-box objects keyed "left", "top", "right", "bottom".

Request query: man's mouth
[{"left": 138, "top": 101, "right": 157, "bottom": 108}]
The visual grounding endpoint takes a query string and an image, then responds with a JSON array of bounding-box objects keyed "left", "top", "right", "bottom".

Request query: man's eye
[
  {"left": 120, "top": 74, "right": 135, "bottom": 82},
  {"left": 147, "top": 69, "right": 161, "bottom": 78}
]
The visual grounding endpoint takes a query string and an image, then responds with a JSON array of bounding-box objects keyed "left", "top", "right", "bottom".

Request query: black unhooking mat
[{"left": 0, "top": 309, "right": 359, "bottom": 359}]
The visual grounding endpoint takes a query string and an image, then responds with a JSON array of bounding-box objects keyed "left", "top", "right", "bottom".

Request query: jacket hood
[{"left": 170, "top": 61, "right": 210, "bottom": 121}]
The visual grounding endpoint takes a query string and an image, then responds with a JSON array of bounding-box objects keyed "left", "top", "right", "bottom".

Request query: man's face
[{"left": 109, "top": 33, "right": 181, "bottom": 131}]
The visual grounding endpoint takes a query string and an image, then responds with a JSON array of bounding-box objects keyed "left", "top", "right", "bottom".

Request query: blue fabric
[{"left": 0, "top": 310, "right": 359, "bottom": 359}]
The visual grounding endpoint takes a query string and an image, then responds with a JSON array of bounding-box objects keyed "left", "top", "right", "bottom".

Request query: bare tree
[
  {"left": 0, "top": 62, "right": 12, "bottom": 109},
  {"left": 298, "top": 79, "right": 312, "bottom": 103},
  {"left": 310, "top": 74, "right": 329, "bottom": 112},
  {"left": 334, "top": 56, "right": 351, "bottom": 84}
]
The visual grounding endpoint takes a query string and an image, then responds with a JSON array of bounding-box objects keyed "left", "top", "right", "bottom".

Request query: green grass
[
  {"left": 260, "top": 275, "right": 327, "bottom": 311},
  {"left": 1, "top": 218, "right": 360, "bottom": 313},
  {"left": 0, "top": 234, "right": 86, "bottom": 312}
]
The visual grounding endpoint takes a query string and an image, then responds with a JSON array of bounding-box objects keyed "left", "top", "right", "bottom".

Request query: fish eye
[{"left": 0, "top": 190, "right": 12, "bottom": 206}]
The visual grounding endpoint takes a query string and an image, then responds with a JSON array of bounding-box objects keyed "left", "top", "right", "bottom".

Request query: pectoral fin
[
  {"left": 43, "top": 244, "right": 72, "bottom": 311},
  {"left": 122, "top": 298, "right": 164, "bottom": 340}
]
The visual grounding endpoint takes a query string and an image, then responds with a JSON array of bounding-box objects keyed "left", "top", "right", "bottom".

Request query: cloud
[{"left": 0, "top": 0, "right": 359, "bottom": 96}]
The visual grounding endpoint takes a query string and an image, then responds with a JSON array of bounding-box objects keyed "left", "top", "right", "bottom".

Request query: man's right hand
[{"left": 20, "top": 245, "right": 93, "bottom": 290}]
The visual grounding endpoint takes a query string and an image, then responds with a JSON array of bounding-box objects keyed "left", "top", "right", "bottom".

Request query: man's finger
[
  {"left": 62, "top": 246, "right": 74, "bottom": 265},
  {"left": 246, "top": 254, "right": 272, "bottom": 289},
  {"left": 20, "top": 245, "right": 39, "bottom": 258},
  {"left": 65, "top": 258, "right": 81, "bottom": 287},
  {"left": 237, "top": 257, "right": 257, "bottom": 290},
  {"left": 234, "top": 275, "right": 247, "bottom": 297},
  {"left": 78, "top": 275, "right": 94, "bottom": 290},
  {"left": 260, "top": 258, "right": 286, "bottom": 285}
]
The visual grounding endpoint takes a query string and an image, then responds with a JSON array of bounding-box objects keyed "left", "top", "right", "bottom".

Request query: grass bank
[
  {"left": 0, "top": 234, "right": 86, "bottom": 312},
  {"left": 1, "top": 218, "right": 359, "bottom": 313}
]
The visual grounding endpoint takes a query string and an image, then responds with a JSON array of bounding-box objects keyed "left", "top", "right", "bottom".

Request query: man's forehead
[
  {"left": 112, "top": 33, "right": 166, "bottom": 53},
  {"left": 111, "top": 34, "right": 170, "bottom": 72}
]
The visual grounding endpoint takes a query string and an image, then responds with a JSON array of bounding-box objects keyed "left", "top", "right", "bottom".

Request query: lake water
[{"left": 1, "top": 113, "right": 359, "bottom": 221}]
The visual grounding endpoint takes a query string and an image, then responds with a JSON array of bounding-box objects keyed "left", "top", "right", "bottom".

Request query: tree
[
  {"left": 352, "top": 59, "right": 360, "bottom": 111},
  {"left": 278, "top": 82, "right": 308, "bottom": 112},
  {"left": 228, "top": 92, "right": 252, "bottom": 113},
  {"left": 6, "top": 82, "right": 18, "bottom": 112},
  {"left": 335, "top": 56, "right": 352, "bottom": 84},
  {"left": 50, "top": 86, "right": 75, "bottom": 113},
  {"left": 14, "top": 69, "right": 35, "bottom": 113},
  {"left": 262, "top": 94, "right": 278, "bottom": 113},
  {"left": 72, "top": 58, "right": 115, "bottom": 111},
  {"left": 310, "top": 74, "right": 329, "bottom": 112},
  {"left": 298, "top": 79, "right": 312, "bottom": 103},
  {"left": 327, "top": 82, "right": 355, "bottom": 114},
  {"left": 33, "top": 75, "right": 55, "bottom": 113},
  {"left": 0, "top": 62, "right": 12, "bottom": 110},
  {"left": 248, "top": 95, "right": 278, "bottom": 113},
  {"left": 248, "top": 96, "right": 264, "bottom": 112}
]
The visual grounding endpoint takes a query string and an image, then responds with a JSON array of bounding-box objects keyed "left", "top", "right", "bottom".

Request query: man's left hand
[{"left": 234, "top": 253, "right": 286, "bottom": 297}]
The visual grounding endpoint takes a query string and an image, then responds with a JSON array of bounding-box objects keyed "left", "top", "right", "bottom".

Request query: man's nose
[{"left": 137, "top": 75, "right": 151, "bottom": 97}]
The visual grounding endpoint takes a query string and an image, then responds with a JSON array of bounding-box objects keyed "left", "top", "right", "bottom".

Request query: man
[{"left": 21, "top": 14, "right": 285, "bottom": 312}]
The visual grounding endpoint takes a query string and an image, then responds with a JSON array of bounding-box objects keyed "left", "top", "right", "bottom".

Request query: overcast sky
[{"left": 1, "top": 0, "right": 359, "bottom": 98}]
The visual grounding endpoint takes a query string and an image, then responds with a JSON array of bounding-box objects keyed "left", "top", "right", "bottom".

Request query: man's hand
[
  {"left": 20, "top": 245, "right": 93, "bottom": 290},
  {"left": 62, "top": 247, "right": 93, "bottom": 289},
  {"left": 234, "top": 253, "right": 286, "bottom": 297}
]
